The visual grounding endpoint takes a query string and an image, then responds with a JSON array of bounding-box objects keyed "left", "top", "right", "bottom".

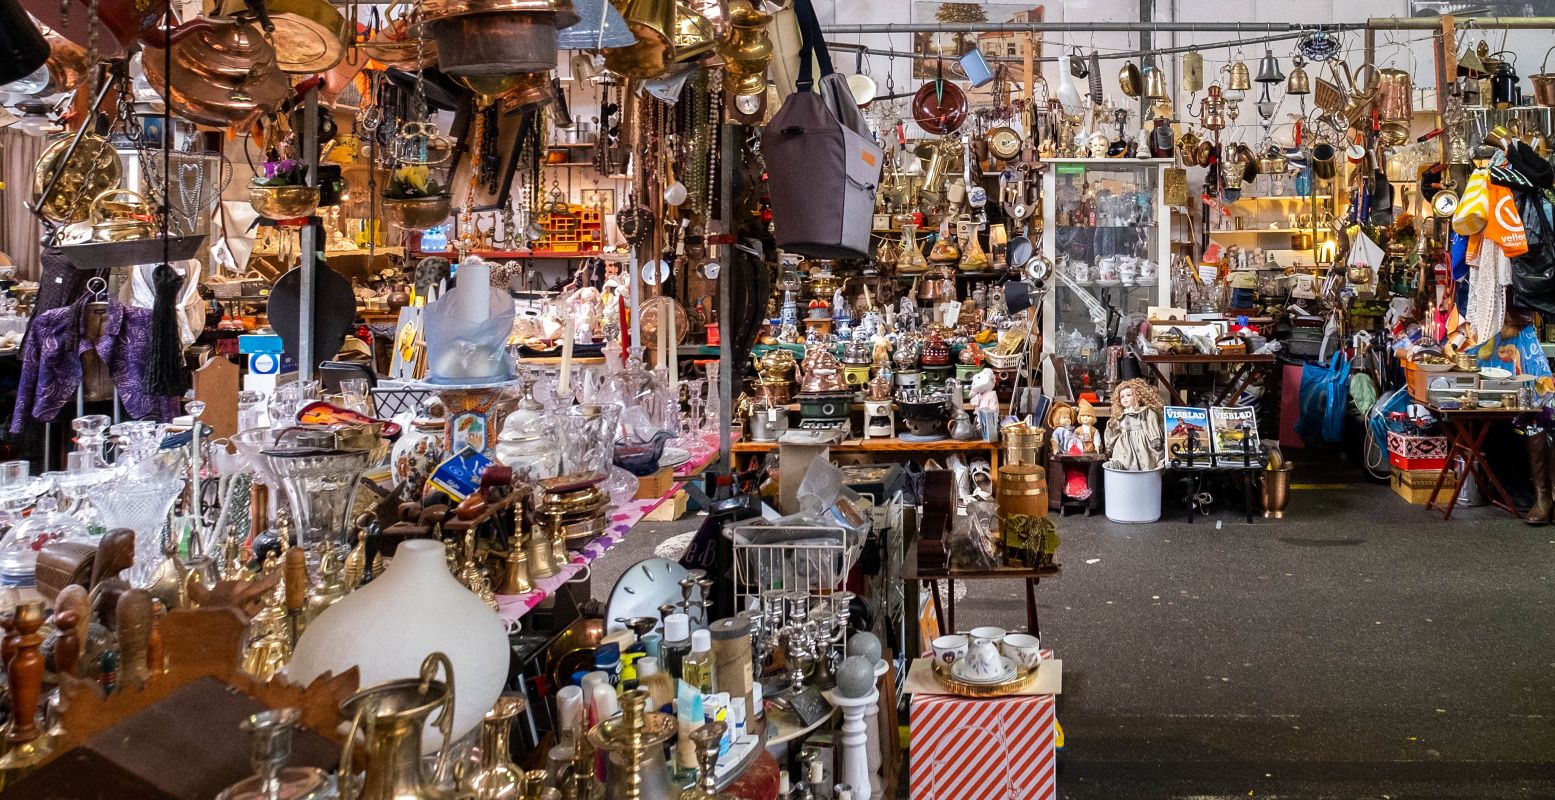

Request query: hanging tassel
[{"left": 147, "top": 263, "right": 190, "bottom": 398}]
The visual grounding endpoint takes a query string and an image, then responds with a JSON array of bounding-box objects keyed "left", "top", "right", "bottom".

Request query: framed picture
[
  {"left": 910, "top": 3, "right": 1046, "bottom": 79},
  {"left": 581, "top": 188, "right": 615, "bottom": 211}
]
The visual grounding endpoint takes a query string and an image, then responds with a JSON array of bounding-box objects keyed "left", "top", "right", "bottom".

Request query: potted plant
[
  {"left": 382, "top": 164, "right": 452, "bottom": 231},
  {"left": 249, "top": 158, "right": 319, "bottom": 220}
]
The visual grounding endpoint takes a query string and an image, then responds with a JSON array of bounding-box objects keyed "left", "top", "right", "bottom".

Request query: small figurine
[
  {"left": 1074, "top": 399, "right": 1100, "bottom": 454},
  {"left": 1087, "top": 130, "right": 1110, "bottom": 159}
]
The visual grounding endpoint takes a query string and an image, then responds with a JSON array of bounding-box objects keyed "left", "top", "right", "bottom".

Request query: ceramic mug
[
  {"left": 931, "top": 634, "right": 969, "bottom": 665},
  {"left": 1001, "top": 632, "right": 1042, "bottom": 669},
  {"left": 969, "top": 626, "right": 1006, "bottom": 646}
]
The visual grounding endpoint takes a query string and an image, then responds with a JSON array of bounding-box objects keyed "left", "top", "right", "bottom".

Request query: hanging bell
[
  {"left": 1182, "top": 51, "right": 1205, "bottom": 95},
  {"left": 1143, "top": 65, "right": 1168, "bottom": 100},
  {"left": 1226, "top": 59, "right": 1252, "bottom": 92},
  {"left": 1255, "top": 47, "right": 1285, "bottom": 84},
  {"left": 1286, "top": 56, "right": 1310, "bottom": 95}
]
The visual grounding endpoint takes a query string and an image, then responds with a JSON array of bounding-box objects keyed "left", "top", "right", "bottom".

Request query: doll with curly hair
[{"left": 1104, "top": 378, "right": 1165, "bottom": 471}]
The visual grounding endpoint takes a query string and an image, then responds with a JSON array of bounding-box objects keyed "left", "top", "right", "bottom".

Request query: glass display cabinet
[{"left": 1040, "top": 158, "right": 1172, "bottom": 399}]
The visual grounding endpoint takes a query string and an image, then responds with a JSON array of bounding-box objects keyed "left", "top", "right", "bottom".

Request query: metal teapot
[{"left": 89, "top": 189, "right": 154, "bottom": 243}]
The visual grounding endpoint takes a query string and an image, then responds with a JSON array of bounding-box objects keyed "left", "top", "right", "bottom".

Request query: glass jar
[{"left": 1, "top": 493, "right": 90, "bottom": 588}]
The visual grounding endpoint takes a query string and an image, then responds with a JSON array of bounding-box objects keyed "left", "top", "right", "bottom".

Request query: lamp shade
[
  {"left": 0, "top": 0, "right": 49, "bottom": 86},
  {"left": 287, "top": 539, "right": 511, "bottom": 753}
]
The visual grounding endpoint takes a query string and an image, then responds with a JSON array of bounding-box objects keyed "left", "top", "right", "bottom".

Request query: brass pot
[
  {"left": 89, "top": 188, "right": 154, "bottom": 242},
  {"left": 382, "top": 194, "right": 453, "bottom": 230},
  {"left": 141, "top": 18, "right": 288, "bottom": 127},
  {"left": 249, "top": 183, "right": 320, "bottom": 220},
  {"left": 1261, "top": 462, "right": 1292, "bottom": 518}
]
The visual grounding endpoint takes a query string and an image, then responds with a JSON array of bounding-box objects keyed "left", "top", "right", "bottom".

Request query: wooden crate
[
  {"left": 633, "top": 466, "right": 676, "bottom": 500},
  {"left": 645, "top": 490, "right": 688, "bottom": 521},
  {"left": 1390, "top": 466, "right": 1457, "bottom": 505}
]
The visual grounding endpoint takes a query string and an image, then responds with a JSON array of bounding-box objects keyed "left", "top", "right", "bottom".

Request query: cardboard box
[
  {"left": 633, "top": 466, "right": 676, "bottom": 500},
  {"left": 909, "top": 692, "right": 1056, "bottom": 800},
  {"left": 1390, "top": 467, "right": 1456, "bottom": 505}
]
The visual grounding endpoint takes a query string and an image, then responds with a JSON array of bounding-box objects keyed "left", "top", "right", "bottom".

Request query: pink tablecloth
[{"left": 495, "top": 438, "right": 718, "bottom": 624}]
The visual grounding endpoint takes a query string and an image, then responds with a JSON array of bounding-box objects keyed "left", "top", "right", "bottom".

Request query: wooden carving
[{"left": 47, "top": 585, "right": 360, "bottom": 768}]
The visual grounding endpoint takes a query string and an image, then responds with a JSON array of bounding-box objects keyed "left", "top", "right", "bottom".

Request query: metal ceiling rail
[
  {"left": 818, "top": 22, "right": 1363, "bottom": 34},
  {"left": 825, "top": 29, "right": 1324, "bottom": 64},
  {"left": 1366, "top": 16, "right": 1555, "bottom": 29}
]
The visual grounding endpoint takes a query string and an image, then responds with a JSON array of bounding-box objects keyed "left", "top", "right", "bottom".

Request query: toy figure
[
  {"left": 1048, "top": 402, "right": 1077, "bottom": 455},
  {"left": 1104, "top": 378, "right": 1165, "bottom": 471},
  {"left": 1074, "top": 399, "right": 1100, "bottom": 453}
]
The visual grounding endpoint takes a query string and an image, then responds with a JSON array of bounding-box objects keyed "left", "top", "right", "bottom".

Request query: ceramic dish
[
  {"left": 1480, "top": 367, "right": 1513, "bottom": 380},
  {"left": 659, "top": 447, "right": 692, "bottom": 468},
  {"left": 1416, "top": 361, "right": 1454, "bottom": 373},
  {"left": 950, "top": 654, "right": 1018, "bottom": 685},
  {"left": 1479, "top": 400, "right": 1504, "bottom": 408}
]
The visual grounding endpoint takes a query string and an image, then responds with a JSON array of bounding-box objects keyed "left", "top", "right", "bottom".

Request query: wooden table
[
  {"left": 1140, "top": 353, "right": 1278, "bottom": 405},
  {"left": 901, "top": 541, "right": 1060, "bottom": 640},
  {"left": 1425, "top": 406, "right": 1524, "bottom": 520},
  {"left": 733, "top": 437, "right": 1002, "bottom": 473}
]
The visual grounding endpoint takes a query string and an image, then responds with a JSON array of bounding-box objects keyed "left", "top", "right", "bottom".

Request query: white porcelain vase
[{"left": 287, "top": 539, "right": 510, "bottom": 752}]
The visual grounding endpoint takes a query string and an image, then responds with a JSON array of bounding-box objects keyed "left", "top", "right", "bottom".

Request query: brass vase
[
  {"left": 719, "top": 0, "right": 772, "bottom": 97},
  {"left": 465, "top": 697, "right": 527, "bottom": 799},
  {"left": 1261, "top": 462, "right": 1293, "bottom": 519}
]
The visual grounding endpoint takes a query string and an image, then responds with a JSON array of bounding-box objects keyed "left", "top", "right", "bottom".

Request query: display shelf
[
  {"left": 493, "top": 434, "right": 718, "bottom": 625},
  {"left": 1230, "top": 194, "right": 1331, "bottom": 202},
  {"left": 1209, "top": 227, "right": 1330, "bottom": 235}
]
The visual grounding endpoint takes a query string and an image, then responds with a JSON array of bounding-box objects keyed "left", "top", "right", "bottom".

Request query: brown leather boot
[{"left": 1526, "top": 431, "right": 1551, "bottom": 525}]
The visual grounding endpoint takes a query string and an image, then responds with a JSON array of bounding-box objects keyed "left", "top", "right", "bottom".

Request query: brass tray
[
  {"left": 929, "top": 658, "right": 1037, "bottom": 698},
  {"left": 34, "top": 134, "right": 122, "bottom": 224}
]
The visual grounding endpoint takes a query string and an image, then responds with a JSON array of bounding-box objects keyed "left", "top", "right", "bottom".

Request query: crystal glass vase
[
  {"left": 557, "top": 403, "right": 621, "bottom": 477},
  {"left": 89, "top": 475, "right": 183, "bottom": 587},
  {"left": 265, "top": 449, "right": 373, "bottom": 568}
]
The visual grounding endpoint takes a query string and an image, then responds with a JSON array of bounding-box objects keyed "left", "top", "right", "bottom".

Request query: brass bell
[
  {"left": 604, "top": 0, "right": 675, "bottom": 79},
  {"left": 1143, "top": 65, "right": 1168, "bottom": 100},
  {"left": 1255, "top": 47, "right": 1284, "bottom": 84},
  {"left": 1287, "top": 56, "right": 1310, "bottom": 95},
  {"left": 1225, "top": 59, "right": 1252, "bottom": 92}
]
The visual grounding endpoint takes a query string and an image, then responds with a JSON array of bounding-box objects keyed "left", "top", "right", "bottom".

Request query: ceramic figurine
[
  {"left": 1104, "top": 378, "right": 1165, "bottom": 471},
  {"left": 1075, "top": 399, "right": 1100, "bottom": 453},
  {"left": 1048, "top": 402, "right": 1078, "bottom": 455},
  {"left": 1087, "top": 130, "right": 1110, "bottom": 158}
]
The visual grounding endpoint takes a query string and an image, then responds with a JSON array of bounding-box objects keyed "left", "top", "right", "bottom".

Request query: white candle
[
  {"left": 656, "top": 304, "right": 668, "bottom": 372},
  {"left": 667, "top": 306, "right": 678, "bottom": 396},
  {"left": 455, "top": 256, "right": 490, "bottom": 324},
  {"left": 560, "top": 316, "right": 575, "bottom": 397}
]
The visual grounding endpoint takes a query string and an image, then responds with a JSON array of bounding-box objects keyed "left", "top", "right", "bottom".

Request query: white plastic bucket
[{"left": 1103, "top": 465, "right": 1163, "bottom": 523}]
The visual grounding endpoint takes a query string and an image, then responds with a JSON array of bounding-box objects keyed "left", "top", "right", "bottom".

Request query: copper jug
[{"left": 1376, "top": 67, "right": 1412, "bottom": 143}]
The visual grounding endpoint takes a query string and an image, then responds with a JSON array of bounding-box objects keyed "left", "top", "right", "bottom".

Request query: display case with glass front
[{"left": 1040, "top": 159, "right": 1172, "bottom": 399}]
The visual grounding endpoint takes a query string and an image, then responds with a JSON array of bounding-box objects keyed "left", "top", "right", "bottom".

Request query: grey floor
[{"left": 591, "top": 475, "right": 1555, "bottom": 799}]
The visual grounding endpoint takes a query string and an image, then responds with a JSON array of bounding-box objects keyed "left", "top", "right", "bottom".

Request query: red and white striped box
[{"left": 907, "top": 653, "right": 1057, "bottom": 800}]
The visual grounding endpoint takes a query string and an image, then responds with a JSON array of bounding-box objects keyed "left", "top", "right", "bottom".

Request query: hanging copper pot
[
  {"left": 423, "top": 0, "right": 579, "bottom": 78},
  {"left": 1533, "top": 45, "right": 1555, "bottom": 107},
  {"left": 141, "top": 18, "right": 288, "bottom": 128},
  {"left": 913, "top": 77, "right": 967, "bottom": 136},
  {"left": 1118, "top": 61, "right": 1142, "bottom": 98}
]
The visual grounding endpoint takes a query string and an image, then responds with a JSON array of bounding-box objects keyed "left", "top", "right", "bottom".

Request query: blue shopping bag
[{"left": 1297, "top": 351, "right": 1351, "bottom": 442}]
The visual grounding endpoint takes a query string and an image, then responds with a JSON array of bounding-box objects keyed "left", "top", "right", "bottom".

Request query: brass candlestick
[{"left": 587, "top": 689, "right": 675, "bottom": 800}]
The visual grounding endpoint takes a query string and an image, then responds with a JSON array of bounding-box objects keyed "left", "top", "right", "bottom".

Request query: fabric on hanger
[
  {"left": 147, "top": 262, "right": 192, "bottom": 398},
  {"left": 8, "top": 294, "right": 179, "bottom": 432}
]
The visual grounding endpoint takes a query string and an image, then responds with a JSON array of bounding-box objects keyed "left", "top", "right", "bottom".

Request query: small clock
[
  {"left": 986, "top": 126, "right": 1024, "bottom": 161},
  {"left": 1432, "top": 189, "right": 1459, "bottom": 218}
]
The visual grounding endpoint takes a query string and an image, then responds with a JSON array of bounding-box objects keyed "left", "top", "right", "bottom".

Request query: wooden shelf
[
  {"left": 732, "top": 438, "right": 999, "bottom": 454},
  {"left": 1230, "top": 195, "right": 1331, "bottom": 202}
]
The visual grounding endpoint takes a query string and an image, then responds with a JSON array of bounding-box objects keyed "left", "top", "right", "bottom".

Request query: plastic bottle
[
  {"left": 661, "top": 613, "right": 692, "bottom": 680},
  {"left": 681, "top": 629, "right": 717, "bottom": 694}
]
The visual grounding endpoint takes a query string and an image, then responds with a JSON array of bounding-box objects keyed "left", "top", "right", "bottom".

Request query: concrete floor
[{"left": 592, "top": 473, "right": 1555, "bottom": 799}]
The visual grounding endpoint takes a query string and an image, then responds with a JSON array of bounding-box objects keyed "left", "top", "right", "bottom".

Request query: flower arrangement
[
  {"left": 386, "top": 165, "right": 446, "bottom": 200},
  {"left": 254, "top": 158, "right": 309, "bottom": 187}
]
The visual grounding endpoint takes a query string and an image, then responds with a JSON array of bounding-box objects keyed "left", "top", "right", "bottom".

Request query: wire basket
[{"left": 730, "top": 522, "right": 867, "bottom": 613}]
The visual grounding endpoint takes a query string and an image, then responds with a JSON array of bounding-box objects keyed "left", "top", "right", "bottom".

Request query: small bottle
[
  {"left": 639, "top": 631, "right": 663, "bottom": 660},
  {"left": 681, "top": 629, "right": 717, "bottom": 694},
  {"left": 593, "top": 642, "right": 621, "bottom": 688},
  {"left": 779, "top": 772, "right": 794, "bottom": 800},
  {"left": 661, "top": 613, "right": 692, "bottom": 680}
]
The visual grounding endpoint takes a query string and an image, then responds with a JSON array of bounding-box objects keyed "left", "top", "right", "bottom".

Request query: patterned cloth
[{"left": 9, "top": 295, "right": 179, "bottom": 432}]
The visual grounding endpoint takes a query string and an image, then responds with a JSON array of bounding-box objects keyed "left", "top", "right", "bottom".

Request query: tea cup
[
  {"left": 963, "top": 640, "right": 1005, "bottom": 680},
  {"left": 969, "top": 626, "right": 1006, "bottom": 646},
  {"left": 931, "top": 634, "right": 969, "bottom": 665},
  {"left": 1000, "top": 632, "right": 1042, "bottom": 669}
]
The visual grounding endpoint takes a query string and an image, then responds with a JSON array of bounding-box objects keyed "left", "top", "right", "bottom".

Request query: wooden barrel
[{"left": 997, "top": 464, "right": 1048, "bottom": 520}]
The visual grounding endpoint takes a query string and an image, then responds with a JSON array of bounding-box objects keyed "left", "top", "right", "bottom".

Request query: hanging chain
[{"left": 84, "top": 0, "right": 100, "bottom": 103}]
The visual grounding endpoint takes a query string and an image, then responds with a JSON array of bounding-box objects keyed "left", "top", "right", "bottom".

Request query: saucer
[{"left": 951, "top": 655, "right": 1018, "bottom": 685}]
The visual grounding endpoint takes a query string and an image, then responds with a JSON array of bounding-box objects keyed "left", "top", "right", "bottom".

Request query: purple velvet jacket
[{"left": 9, "top": 296, "right": 179, "bottom": 432}]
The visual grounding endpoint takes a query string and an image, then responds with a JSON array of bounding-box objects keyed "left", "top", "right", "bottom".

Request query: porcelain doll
[
  {"left": 1074, "top": 399, "right": 1100, "bottom": 454},
  {"left": 1104, "top": 378, "right": 1165, "bottom": 471},
  {"left": 1048, "top": 402, "right": 1078, "bottom": 455}
]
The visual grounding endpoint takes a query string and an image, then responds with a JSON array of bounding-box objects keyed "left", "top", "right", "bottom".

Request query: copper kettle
[{"left": 141, "top": 15, "right": 288, "bottom": 127}]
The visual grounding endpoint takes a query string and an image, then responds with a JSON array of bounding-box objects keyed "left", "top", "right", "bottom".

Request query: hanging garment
[
  {"left": 9, "top": 295, "right": 179, "bottom": 432},
  {"left": 1465, "top": 238, "right": 1512, "bottom": 346}
]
